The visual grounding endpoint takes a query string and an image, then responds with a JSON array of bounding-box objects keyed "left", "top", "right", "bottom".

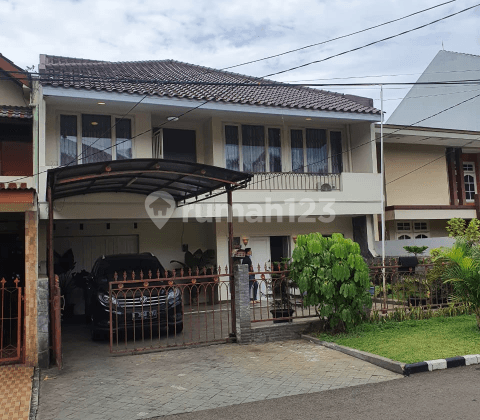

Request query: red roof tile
[
  {"left": 0, "top": 106, "right": 32, "bottom": 119},
  {"left": 39, "top": 55, "right": 380, "bottom": 115}
]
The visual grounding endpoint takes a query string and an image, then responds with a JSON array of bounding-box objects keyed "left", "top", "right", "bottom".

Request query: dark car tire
[{"left": 169, "top": 322, "right": 183, "bottom": 335}]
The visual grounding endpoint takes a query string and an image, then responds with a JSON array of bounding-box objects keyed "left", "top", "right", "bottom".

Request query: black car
[{"left": 84, "top": 253, "right": 183, "bottom": 340}]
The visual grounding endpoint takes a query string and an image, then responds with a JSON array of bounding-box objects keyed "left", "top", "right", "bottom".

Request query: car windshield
[{"left": 97, "top": 258, "right": 163, "bottom": 280}]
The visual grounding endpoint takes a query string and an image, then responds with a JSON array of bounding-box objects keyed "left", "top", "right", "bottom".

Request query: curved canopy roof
[{"left": 47, "top": 159, "right": 252, "bottom": 203}]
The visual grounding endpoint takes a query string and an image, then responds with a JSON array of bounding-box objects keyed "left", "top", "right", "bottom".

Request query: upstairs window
[
  {"left": 224, "top": 125, "right": 281, "bottom": 173},
  {"left": 463, "top": 162, "right": 476, "bottom": 202},
  {"left": 60, "top": 114, "right": 132, "bottom": 165},
  {"left": 290, "top": 129, "right": 343, "bottom": 174}
]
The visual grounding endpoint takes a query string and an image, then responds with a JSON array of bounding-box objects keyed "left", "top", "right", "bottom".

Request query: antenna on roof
[{"left": 442, "top": 41, "right": 445, "bottom": 50}]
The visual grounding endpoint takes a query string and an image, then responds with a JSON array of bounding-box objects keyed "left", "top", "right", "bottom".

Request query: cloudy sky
[{"left": 1, "top": 0, "right": 480, "bottom": 115}]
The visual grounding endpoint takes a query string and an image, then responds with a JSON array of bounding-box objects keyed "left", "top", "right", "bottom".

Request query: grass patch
[{"left": 316, "top": 315, "right": 480, "bottom": 364}]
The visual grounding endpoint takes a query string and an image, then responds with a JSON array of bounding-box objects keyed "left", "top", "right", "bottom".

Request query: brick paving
[
  {"left": 37, "top": 325, "right": 401, "bottom": 420},
  {"left": 0, "top": 365, "right": 33, "bottom": 420}
]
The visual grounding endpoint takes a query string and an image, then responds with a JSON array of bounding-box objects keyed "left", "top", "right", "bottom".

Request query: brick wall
[{"left": 24, "top": 210, "right": 38, "bottom": 366}]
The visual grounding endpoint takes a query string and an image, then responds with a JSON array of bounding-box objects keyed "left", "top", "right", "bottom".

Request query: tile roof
[
  {"left": 0, "top": 106, "right": 32, "bottom": 119},
  {"left": 39, "top": 55, "right": 380, "bottom": 115}
]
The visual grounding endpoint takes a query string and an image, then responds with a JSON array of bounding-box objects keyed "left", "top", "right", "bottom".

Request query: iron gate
[
  {"left": 0, "top": 278, "right": 23, "bottom": 365},
  {"left": 108, "top": 268, "right": 234, "bottom": 354}
]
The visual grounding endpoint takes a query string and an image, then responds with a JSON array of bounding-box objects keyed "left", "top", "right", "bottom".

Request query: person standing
[{"left": 242, "top": 248, "right": 259, "bottom": 303}]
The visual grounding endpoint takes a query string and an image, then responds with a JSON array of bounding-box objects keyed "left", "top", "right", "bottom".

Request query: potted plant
[{"left": 268, "top": 259, "right": 295, "bottom": 323}]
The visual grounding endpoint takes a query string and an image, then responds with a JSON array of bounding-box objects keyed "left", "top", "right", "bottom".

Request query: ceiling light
[
  {"left": 97, "top": 102, "right": 106, "bottom": 105},
  {"left": 167, "top": 117, "right": 179, "bottom": 122},
  {"left": 305, "top": 117, "right": 312, "bottom": 121},
  {"left": 91, "top": 121, "right": 98, "bottom": 126}
]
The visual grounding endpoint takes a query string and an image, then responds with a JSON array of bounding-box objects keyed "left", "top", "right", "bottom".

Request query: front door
[{"left": 248, "top": 237, "right": 271, "bottom": 300}]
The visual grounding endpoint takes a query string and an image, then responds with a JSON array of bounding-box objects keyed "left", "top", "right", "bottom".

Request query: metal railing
[
  {"left": 245, "top": 172, "right": 341, "bottom": 191},
  {"left": 249, "top": 264, "right": 317, "bottom": 323},
  {"left": 0, "top": 278, "right": 23, "bottom": 365},
  {"left": 108, "top": 267, "right": 234, "bottom": 354},
  {"left": 368, "top": 262, "right": 453, "bottom": 314}
]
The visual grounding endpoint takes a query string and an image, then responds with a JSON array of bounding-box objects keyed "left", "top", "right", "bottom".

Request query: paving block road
[{"left": 37, "top": 329, "right": 400, "bottom": 420}]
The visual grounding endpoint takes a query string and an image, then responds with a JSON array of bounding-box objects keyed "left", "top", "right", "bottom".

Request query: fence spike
[
  {"left": 202, "top": 266, "right": 207, "bottom": 275},
  {"left": 140, "top": 270, "right": 144, "bottom": 280},
  {"left": 257, "top": 263, "right": 261, "bottom": 271},
  {"left": 131, "top": 270, "right": 136, "bottom": 280},
  {"left": 148, "top": 270, "right": 152, "bottom": 279},
  {"left": 114, "top": 272, "right": 118, "bottom": 281},
  {"left": 225, "top": 265, "right": 228, "bottom": 274},
  {"left": 195, "top": 266, "right": 200, "bottom": 276},
  {"left": 180, "top": 267, "right": 184, "bottom": 277},
  {"left": 0, "top": 278, "right": 6, "bottom": 286},
  {"left": 218, "top": 265, "right": 222, "bottom": 275},
  {"left": 188, "top": 267, "right": 192, "bottom": 276}
]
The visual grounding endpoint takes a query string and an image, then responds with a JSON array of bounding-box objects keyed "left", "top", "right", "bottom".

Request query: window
[
  {"left": 290, "top": 128, "right": 343, "bottom": 173},
  {"left": 463, "top": 162, "right": 476, "bottom": 202},
  {"left": 396, "top": 221, "right": 430, "bottom": 240},
  {"left": 396, "top": 222, "right": 411, "bottom": 231},
  {"left": 60, "top": 114, "right": 132, "bottom": 165},
  {"left": 224, "top": 125, "right": 281, "bottom": 173}
]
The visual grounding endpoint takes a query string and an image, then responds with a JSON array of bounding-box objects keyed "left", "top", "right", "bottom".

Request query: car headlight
[
  {"left": 167, "top": 287, "right": 182, "bottom": 305},
  {"left": 98, "top": 292, "right": 117, "bottom": 306}
]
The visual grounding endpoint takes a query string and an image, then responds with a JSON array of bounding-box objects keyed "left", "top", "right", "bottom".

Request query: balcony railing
[{"left": 245, "top": 172, "right": 341, "bottom": 191}]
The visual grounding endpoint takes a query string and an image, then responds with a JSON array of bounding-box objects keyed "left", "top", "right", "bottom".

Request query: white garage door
[{"left": 54, "top": 235, "right": 139, "bottom": 272}]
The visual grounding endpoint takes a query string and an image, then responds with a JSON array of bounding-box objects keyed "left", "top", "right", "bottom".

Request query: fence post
[{"left": 234, "top": 264, "right": 251, "bottom": 343}]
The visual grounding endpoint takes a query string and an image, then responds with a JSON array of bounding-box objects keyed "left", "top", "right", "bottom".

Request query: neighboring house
[
  {"left": 0, "top": 53, "right": 38, "bottom": 366},
  {"left": 375, "top": 50, "right": 480, "bottom": 255},
  {"left": 33, "top": 55, "right": 382, "bottom": 330}
]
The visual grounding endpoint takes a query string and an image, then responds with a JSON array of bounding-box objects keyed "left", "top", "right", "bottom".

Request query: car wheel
[{"left": 168, "top": 322, "right": 183, "bottom": 335}]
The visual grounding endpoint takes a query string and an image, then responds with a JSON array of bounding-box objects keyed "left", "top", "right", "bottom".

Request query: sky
[{"left": 1, "top": 0, "right": 480, "bottom": 116}]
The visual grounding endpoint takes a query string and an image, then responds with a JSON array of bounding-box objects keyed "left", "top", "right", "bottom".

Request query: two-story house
[
  {"left": 375, "top": 50, "right": 480, "bottom": 255},
  {"left": 0, "top": 53, "right": 38, "bottom": 367},
  {"left": 34, "top": 55, "right": 382, "bottom": 320}
]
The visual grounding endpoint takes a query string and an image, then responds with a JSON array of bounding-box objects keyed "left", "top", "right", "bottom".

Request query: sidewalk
[{"left": 0, "top": 365, "right": 34, "bottom": 420}]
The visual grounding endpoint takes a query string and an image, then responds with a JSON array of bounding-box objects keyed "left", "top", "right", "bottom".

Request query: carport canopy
[{"left": 46, "top": 158, "right": 252, "bottom": 203}]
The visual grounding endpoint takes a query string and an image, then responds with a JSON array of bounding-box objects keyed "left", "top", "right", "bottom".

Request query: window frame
[
  {"left": 223, "top": 123, "right": 283, "bottom": 173},
  {"left": 463, "top": 161, "right": 477, "bottom": 203},
  {"left": 58, "top": 112, "right": 134, "bottom": 165},
  {"left": 288, "top": 127, "right": 345, "bottom": 173}
]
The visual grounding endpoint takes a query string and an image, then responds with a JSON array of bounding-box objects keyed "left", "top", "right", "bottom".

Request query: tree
[{"left": 290, "top": 233, "right": 371, "bottom": 331}]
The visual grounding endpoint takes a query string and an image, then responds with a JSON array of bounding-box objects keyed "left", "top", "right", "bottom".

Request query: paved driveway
[{"left": 37, "top": 325, "right": 401, "bottom": 420}]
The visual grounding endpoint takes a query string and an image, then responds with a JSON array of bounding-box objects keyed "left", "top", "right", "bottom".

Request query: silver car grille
[{"left": 114, "top": 295, "right": 167, "bottom": 309}]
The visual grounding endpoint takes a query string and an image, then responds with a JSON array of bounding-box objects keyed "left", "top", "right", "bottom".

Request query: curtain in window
[
  {"left": 242, "top": 125, "right": 265, "bottom": 173},
  {"left": 291, "top": 129, "right": 304, "bottom": 173},
  {"left": 115, "top": 118, "right": 132, "bottom": 160},
  {"left": 225, "top": 125, "right": 239, "bottom": 171},
  {"left": 82, "top": 114, "right": 112, "bottom": 164},
  {"left": 60, "top": 115, "right": 77, "bottom": 166},
  {"left": 306, "top": 129, "right": 327, "bottom": 173},
  {"left": 268, "top": 128, "right": 282, "bottom": 172},
  {"left": 330, "top": 131, "right": 343, "bottom": 174}
]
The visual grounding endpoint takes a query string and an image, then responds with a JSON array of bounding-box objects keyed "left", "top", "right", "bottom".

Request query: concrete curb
[
  {"left": 403, "top": 354, "right": 480, "bottom": 376},
  {"left": 301, "top": 334, "right": 405, "bottom": 375},
  {"left": 29, "top": 367, "right": 40, "bottom": 420},
  {"left": 302, "top": 334, "right": 480, "bottom": 376}
]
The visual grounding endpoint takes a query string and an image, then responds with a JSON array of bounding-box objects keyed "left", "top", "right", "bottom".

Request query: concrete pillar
[
  {"left": 234, "top": 264, "right": 251, "bottom": 343},
  {"left": 24, "top": 210, "right": 38, "bottom": 366}
]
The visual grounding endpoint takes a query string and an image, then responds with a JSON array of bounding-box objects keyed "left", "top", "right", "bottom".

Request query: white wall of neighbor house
[
  {"left": 384, "top": 143, "right": 450, "bottom": 206},
  {"left": 386, "top": 218, "right": 449, "bottom": 240},
  {"left": 0, "top": 79, "right": 27, "bottom": 106}
]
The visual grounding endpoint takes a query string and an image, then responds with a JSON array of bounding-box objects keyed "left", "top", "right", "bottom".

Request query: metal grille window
[
  {"left": 413, "top": 222, "right": 428, "bottom": 231},
  {"left": 60, "top": 114, "right": 132, "bottom": 165}
]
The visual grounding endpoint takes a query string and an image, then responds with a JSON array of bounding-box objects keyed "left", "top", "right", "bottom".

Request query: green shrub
[
  {"left": 290, "top": 232, "right": 371, "bottom": 331},
  {"left": 403, "top": 245, "right": 428, "bottom": 256}
]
